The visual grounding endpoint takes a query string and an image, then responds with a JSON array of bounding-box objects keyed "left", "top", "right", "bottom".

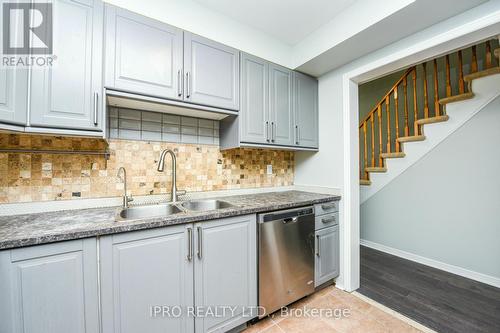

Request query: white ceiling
[{"left": 193, "top": 0, "right": 358, "bottom": 45}]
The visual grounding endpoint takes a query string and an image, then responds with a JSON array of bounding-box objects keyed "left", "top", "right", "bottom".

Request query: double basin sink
[{"left": 116, "top": 199, "right": 234, "bottom": 221}]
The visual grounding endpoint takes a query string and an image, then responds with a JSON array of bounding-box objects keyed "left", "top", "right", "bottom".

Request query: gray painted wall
[{"left": 361, "top": 95, "right": 500, "bottom": 279}]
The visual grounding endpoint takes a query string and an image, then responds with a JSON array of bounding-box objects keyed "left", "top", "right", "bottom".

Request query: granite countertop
[{"left": 0, "top": 191, "right": 340, "bottom": 250}]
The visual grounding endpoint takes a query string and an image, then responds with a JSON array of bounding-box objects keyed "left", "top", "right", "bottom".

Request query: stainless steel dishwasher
[{"left": 258, "top": 206, "right": 315, "bottom": 317}]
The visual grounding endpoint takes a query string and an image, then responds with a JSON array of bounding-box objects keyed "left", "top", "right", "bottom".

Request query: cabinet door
[
  {"left": 269, "top": 64, "right": 293, "bottom": 146},
  {"left": 315, "top": 225, "right": 340, "bottom": 287},
  {"left": 240, "top": 53, "right": 269, "bottom": 144},
  {"left": 100, "top": 225, "right": 194, "bottom": 333},
  {"left": 194, "top": 215, "right": 257, "bottom": 333},
  {"left": 104, "top": 5, "right": 183, "bottom": 100},
  {"left": 0, "top": 239, "right": 99, "bottom": 333},
  {"left": 0, "top": 2, "right": 28, "bottom": 126},
  {"left": 184, "top": 32, "right": 239, "bottom": 110},
  {"left": 294, "top": 72, "right": 319, "bottom": 148},
  {"left": 29, "top": 0, "right": 104, "bottom": 131}
]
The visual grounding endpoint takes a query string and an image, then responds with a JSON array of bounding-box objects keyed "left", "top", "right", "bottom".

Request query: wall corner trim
[{"left": 360, "top": 239, "right": 500, "bottom": 289}]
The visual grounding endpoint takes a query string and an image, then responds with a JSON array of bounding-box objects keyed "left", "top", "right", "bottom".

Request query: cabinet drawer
[
  {"left": 315, "top": 201, "right": 339, "bottom": 216},
  {"left": 315, "top": 212, "right": 338, "bottom": 230}
]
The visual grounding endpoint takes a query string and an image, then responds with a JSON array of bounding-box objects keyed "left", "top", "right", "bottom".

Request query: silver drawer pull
[
  {"left": 197, "top": 226, "right": 202, "bottom": 259},
  {"left": 316, "top": 235, "right": 320, "bottom": 257},
  {"left": 93, "top": 92, "right": 98, "bottom": 126},
  {"left": 321, "top": 203, "right": 336, "bottom": 210},
  {"left": 322, "top": 217, "right": 336, "bottom": 224},
  {"left": 187, "top": 227, "right": 193, "bottom": 261},
  {"left": 177, "top": 70, "right": 182, "bottom": 97}
]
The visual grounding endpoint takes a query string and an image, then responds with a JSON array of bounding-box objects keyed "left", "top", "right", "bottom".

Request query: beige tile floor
[{"left": 244, "top": 285, "right": 424, "bottom": 333}]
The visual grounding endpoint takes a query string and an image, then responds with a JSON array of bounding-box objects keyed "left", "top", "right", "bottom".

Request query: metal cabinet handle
[
  {"left": 322, "top": 217, "right": 336, "bottom": 224},
  {"left": 295, "top": 125, "right": 299, "bottom": 145},
  {"left": 321, "top": 203, "right": 336, "bottom": 210},
  {"left": 271, "top": 122, "right": 275, "bottom": 142},
  {"left": 265, "top": 121, "right": 270, "bottom": 142},
  {"left": 185, "top": 72, "right": 191, "bottom": 98},
  {"left": 177, "top": 70, "right": 182, "bottom": 97},
  {"left": 197, "top": 226, "right": 202, "bottom": 259},
  {"left": 187, "top": 227, "right": 193, "bottom": 261},
  {"left": 93, "top": 92, "right": 98, "bottom": 126},
  {"left": 273, "top": 122, "right": 276, "bottom": 142},
  {"left": 316, "top": 235, "right": 320, "bottom": 257}
]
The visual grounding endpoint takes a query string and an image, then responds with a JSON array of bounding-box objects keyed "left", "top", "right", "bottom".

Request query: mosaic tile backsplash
[{"left": 0, "top": 133, "right": 294, "bottom": 203}]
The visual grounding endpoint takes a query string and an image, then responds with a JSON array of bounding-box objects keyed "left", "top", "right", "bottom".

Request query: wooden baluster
[
  {"left": 423, "top": 62, "right": 429, "bottom": 119},
  {"left": 471, "top": 45, "right": 478, "bottom": 73},
  {"left": 403, "top": 76, "right": 409, "bottom": 136},
  {"left": 434, "top": 59, "right": 441, "bottom": 117},
  {"left": 377, "top": 105, "right": 383, "bottom": 167},
  {"left": 458, "top": 50, "right": 465, "bottom": 94},
  {"left": 394, "top": 87, "right": 400, "bottom": 152},
  {"left": 486, "top": 41, "right": 492, "bottom": 69},
  {"left": 412, "top": 69, "right": 419, "bottom": 135},
  {"left": 445, "top": 55, "right": 451, "bottom": 98},
  {"left": 363, "top": 122, "right": 368, "bottom": 175},
  {"left": 386, "top": 95, "right": 391, "bottom": 153},
  {"left": 370, "top": 114, "right": 375, "bottom": 167}
]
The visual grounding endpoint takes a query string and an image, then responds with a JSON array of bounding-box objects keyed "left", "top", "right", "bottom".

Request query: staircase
[{"left": 359, "top": 38, "right": 500, "bottom": 203}]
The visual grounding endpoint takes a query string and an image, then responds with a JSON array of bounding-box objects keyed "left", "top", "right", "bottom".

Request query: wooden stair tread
[
  {"left": 365, "top": 167, "right": 387, "bottom": 173},
  {"left": 439, "top": 92, "right": 474, "bottom": 105},
  {"left": 360, "top": 179, "right": 372, "bottom": 186},
  {"left": 380, "top": 152, "right": 406, "bottom": 159},
  {"left": 464, "top": 67, "right": 500, "bottom": 82},
  {"left": 415, "top": 115, "right": 450, "bottom": 125},
  {"left": 397, "top": 135, "right": 426, "bottom": 143}
]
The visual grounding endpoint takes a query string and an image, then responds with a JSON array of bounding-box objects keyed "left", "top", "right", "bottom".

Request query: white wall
[
  {"left": 361, "top": 96, "right": 500, "bottom": 285},
  {"left": 294, "top": 0, "right": 500, "bottom": 290}
]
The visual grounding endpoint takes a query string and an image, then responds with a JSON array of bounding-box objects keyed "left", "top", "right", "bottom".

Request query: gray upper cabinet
[
  {"left": 184, "top": 32, "right": 240, "bottom": 111},
  {"left": 0, "top": 67, "right": 27, "bottom": 127},
  {"left": 294, "top": 72, "right": 319, "bottom": 148},
  {"left": 104, "top": 5, "right": 183, "bottom": 100},
  {"left": 100, "top": 224, "right": 194, "bottom": 333},
  {"left": 0, "top": 2, "right": 28, "bottom": 127},
  {"left": 29, "top": 0, "right": 104, "bottom": 132},
  {"left": 194, "top": 215, "right": 257, "bottom": 333},
  {"left": 269, "top": 64, "right": 294, "bottom": 146},
  {"left": 315, "top": 225, "right": 340, "bottom": 287},
  {"left": 240, "top": 53, "right": 269, "bottom": 144},
  {"left": 0, "top": 239, "right": 100, "bottom": 333}
]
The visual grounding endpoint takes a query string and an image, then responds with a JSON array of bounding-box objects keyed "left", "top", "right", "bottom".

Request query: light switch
[{"left": 266, "top": 165, "right": 273, "bottom": 175}]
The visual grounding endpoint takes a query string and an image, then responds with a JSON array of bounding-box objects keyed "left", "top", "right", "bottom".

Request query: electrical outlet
[{"left": 266, "top": 165, "right": 273, "bottom": 175}]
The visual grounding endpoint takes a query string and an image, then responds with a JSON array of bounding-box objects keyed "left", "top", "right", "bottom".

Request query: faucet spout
[
  {"left": 117, "top": 167, "right": 133, "bottom": 208},
  {"left": 157, "top": 149, "right": 184, "bottom": 202}
]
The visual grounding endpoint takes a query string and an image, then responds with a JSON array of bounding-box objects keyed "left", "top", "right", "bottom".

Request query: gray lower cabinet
[
  {"left": 194, "top": 215, "right": 257, "bottom": 333},
  {"left": 100, "top": 214, "right": 256, "bottom": 333},
  {"left": 269, "top": 64, "right": 294, "bottom": 146},
  {"left": 294, "top": 72, "right": 319, "bottom": 148},
  {"left": 314, "top": 225, "right": 340, "bottom": 287},
  {"left": 184, "top": 32, "right": 240, "bottom": 111},
  {"left": 104, "top": 5, "right": 183, "bottom": 100},
  {"left": 0, "top": 239, "right": 100, "bottom": 333},
  {"left": 29, "top": 0, "right": 104, "bottom": 132},
  {"left": 240, "top": 53, "right": 269, "bottom": 144},
  {"left": 100, "top": 224, "right": 194, "bottom": 333}
]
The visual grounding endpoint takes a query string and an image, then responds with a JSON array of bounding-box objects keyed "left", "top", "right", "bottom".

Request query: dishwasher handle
[{"left": 283, "top": 217, "right": 298, "bottom": 224}]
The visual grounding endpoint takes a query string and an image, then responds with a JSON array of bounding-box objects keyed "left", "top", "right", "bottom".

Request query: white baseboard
[{"left": 360, "top": 239, "right": 500, "bottom": 289}]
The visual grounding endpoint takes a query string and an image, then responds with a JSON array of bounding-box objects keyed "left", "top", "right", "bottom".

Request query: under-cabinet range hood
[{"left": 106, "top": 89, "right": 238, "bottom": 121}]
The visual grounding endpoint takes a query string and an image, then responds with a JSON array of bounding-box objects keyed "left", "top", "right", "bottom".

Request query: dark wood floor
[{"left": 358, "top": 245, "right": 500, "bottom": 333}]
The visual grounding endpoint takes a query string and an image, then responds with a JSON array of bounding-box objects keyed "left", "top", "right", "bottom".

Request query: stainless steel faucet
[
  {"left": 117, "top": 167, "right": 133, "bottom": 209},
  {"left": 157, "top": 149, "right": 185, "bottom": 202}
]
